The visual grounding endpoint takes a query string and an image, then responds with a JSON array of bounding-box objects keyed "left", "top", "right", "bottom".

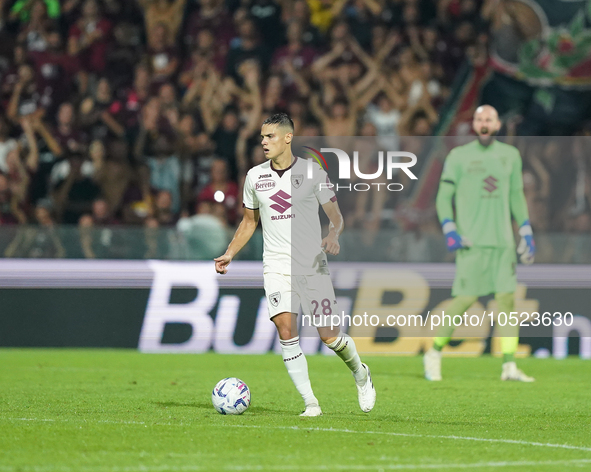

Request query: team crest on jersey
[
  {"left": 291, "top": 174, "right": 304, "bottom": 189},
  {"left": 269, "top": 291, "right": 281, "bottom": 307}
]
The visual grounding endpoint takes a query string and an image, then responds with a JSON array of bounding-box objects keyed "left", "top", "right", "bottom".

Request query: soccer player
[
  {"left": 424, "top": 105, "right": 536, "bottom": 382},
  {"left": 214, "top": 113, "right": 376, "bottom": 416}
]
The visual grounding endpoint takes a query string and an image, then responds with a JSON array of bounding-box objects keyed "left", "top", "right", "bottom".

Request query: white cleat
[
  {"left": 424, "top": 348, "right": 442, "bottom": 381},
  {"left": 300, "top": 404, "right": 323, "bottom": 417},
  {"left": 356, "top": 363, "right": 376, "bottom": 413},
  {"left": 501, "top": 362, "right": 535, "bottom": 382}
]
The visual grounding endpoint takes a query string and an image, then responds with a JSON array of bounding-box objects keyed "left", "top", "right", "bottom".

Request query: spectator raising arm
[
  {"left": 380, "top": 75, "right": 407, "bottom": 110},
  {"left": 309, "top": 93, "right": 329, "bottom": 126},
  {"left": 21, "top": 116, "right": 39, "bottom": 174},
  {"left": 100, "top": 109, "right": 125, "bottom": 138},
  {"left": 199, "top": 72, "right": 228, "bottom": 135},
  {"left": 374, "top": 31, "right": 400, "bottom": 65},
  {"left": 31, "top": 116, "right": 63, "bottom": 158},
  {"left": 6, "top": 70, "right": 29, "bottom": 122},
  {"left": 311, "top": 42, "right": 346, "bottom": 76},
  {"left": 356, "top": 74, "right": 388, "bottom": 111},
  {"left": 398, "top": 92, "right": 438, "bottom": 135},
  {"left": 281, "top": 61, "right": 311, "bottom": 98},
  {"left": 408, "top": 26, "right": 429, "bottom": 61},
  {"left": 235, "top": 127, "right": 251, "bottom": 182},
  {"left": 529, "top": 153, "right": 551, "bottom": 202},
  {"left": 359, "top": 0, "right": 382, "bottom": 16}
]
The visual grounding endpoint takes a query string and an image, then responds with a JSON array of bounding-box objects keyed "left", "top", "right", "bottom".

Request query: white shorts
[{"left": 263, "top": 273, "right": 339, "bottom": 326}]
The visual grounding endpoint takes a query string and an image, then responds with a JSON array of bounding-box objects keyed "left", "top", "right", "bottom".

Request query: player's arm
[
  {"left": 320, "top": 200, "right": 343, "bottom": 256},
  {"left": 435, "top": 152, "right": 470, "bottom": 251},
  {"left": 509, "top": 150, "right": 535, "bottom": 264},
  {"left": 214, "top": 208, "right": 260, "bottom": 274}
]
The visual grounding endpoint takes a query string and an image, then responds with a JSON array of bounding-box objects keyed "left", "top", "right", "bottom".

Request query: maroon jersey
[
  {"left": 147, "top": 46, "right": 180, "bottom": 84},
  {"left": 55, "top": 127, "right": 88, "bottom": 153},
  {"left": 120, "top": 88, "right": 149, "bottom": 128},
  {"left": 69, "top": 18, "right": 112, "bottom": 73},
  {"left": 29, "top": 50, "right": 80, "bottom": 107}
]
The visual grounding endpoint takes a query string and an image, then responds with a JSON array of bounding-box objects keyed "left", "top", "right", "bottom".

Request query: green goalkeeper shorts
[{"left": 452, "top": 247, "right": 517, "bottom": 297}]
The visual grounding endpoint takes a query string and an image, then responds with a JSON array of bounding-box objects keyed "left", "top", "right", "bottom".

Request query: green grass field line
[{"left": 1, "top": 350, "right": 590, "bottom": 472}]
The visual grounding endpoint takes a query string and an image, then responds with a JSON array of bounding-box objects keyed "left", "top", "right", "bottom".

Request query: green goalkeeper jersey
[{"left": 436, "top": 139, "right": 530, "bottom": 248}]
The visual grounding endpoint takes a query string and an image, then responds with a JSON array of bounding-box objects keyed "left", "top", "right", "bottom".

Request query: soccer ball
[{"left": 211, "top": 377, "right": 251, "bottom": 415}]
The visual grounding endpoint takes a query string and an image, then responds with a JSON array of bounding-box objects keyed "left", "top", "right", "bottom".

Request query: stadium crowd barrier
[{"left": 0, "top": 226, "right": 589, "bottom": 264}]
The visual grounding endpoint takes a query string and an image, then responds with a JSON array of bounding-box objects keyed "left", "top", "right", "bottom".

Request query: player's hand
[
  {"left": 321, "top": 233, "right": 340, "bottom": 256},
  {"left": 517, "top": 221, "right": 535, "bottom": 265},
  {"left": 214, "top": 253, "right": 233, "bottom": 274},
  {"left": 442, "top": 219, "right": 471, "bottom": 252}
]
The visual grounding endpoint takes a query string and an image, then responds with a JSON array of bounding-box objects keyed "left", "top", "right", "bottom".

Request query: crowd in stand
[{"left": 0, "top": 0, "right": 589, "bottom": 259}]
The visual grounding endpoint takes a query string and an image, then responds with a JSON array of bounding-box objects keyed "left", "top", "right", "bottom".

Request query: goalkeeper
[{"left": 424, "top": 105, "right": 535, "bottom": 382}]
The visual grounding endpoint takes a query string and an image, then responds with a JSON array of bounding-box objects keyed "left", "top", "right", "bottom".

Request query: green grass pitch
[{"left": 1, "top": 349, "right": 590, "bottom": 471}]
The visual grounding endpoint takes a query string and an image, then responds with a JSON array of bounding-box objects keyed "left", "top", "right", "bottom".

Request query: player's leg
[
  {"left": 319, "top": 325, "right": 376, "bottom": 412},
  {"left": 424, "top": 295, "right": 477, "bottom": 381},
  {"left": 302, "top": 274, "right": 376, "bottom": 412},
  {"left": 265, "top": 274, "right": 321, "bottom": 415},
  {"left": 493, "top": 248, "right": 534, "bottom": 382},
  {"left": 325, "top": 334, "right": 376, "bottom": 413},
  {"left": 496, "top": 292, "right": 535, "bottom": 382},
  {"left": 273, "top": 311, "right": 322, "bottom": 414},
  {"left": 425, "top": 248, "right": 489, "bottom": 381},
  {"left": 432, "top": 295, "right": 480, "bottom": 350},
  {"left": 321, "top": 329, "right": 364, "bottom": 380}
]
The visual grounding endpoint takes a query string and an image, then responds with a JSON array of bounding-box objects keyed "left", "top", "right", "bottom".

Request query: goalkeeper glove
[
  {"left": 517, "top": 221, "right": 535, "bottom": 265},
  {"left": 441, "top": 219, "right": 471, "bottom": 252}
]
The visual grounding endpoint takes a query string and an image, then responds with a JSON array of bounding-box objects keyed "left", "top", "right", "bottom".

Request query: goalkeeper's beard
[{"left": 477, "top": 128, "right": 498, "bottom": 146}]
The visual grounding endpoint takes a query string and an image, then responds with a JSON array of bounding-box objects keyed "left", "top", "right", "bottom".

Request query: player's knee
[
  {"left": 456, "top": 295, "right": 479, "bottom": 306},
  {"left": 320, "top": 335, "right": 337, "bottom": 345},
  {"left": 275, "top": 324, "right": 295, "bottom": 340},
  {"left": 317, "top": 326, "right": 339, "bottom": 345},
  {"left": 495, "top": 292, "right": 515, "bottom": 312},
  {"left": 272, "top": 312, "right": 296, "bottom": 340},
  {"left": 495, "top": 292, "right": 514, "bottom": 302}
]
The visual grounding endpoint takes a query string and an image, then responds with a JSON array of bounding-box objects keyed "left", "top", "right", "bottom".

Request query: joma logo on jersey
[
  {"left": 255, "top": 179, "right": 276, "bottom": 191},
  {"left": 258, "top": 174, "right": 271, "bottom": 179},
  {"left": 269, "top": 190, "right": 292, "bottom": 214},
  {"left": 483, "top": 175, "right": 498, "bottom": 193}
]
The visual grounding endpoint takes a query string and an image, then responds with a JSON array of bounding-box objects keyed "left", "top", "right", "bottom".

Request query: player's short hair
[{"left": 262, "top": 113, "right": 294, "bottom": 134}]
